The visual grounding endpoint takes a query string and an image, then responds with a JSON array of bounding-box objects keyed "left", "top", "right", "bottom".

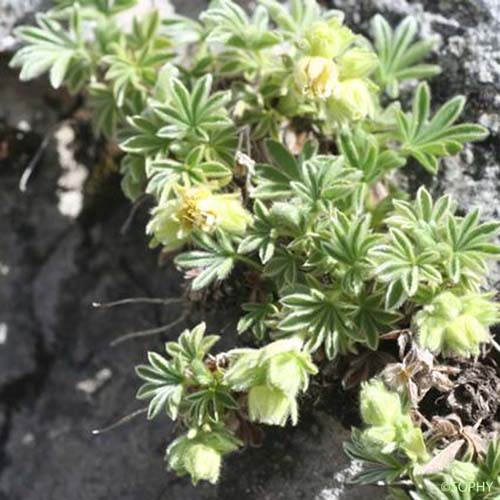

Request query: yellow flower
[
  {"left": 146, "top": 197, "right": 190, "bottom": 251},
  {"left": 295, "top": 56, "right": 338, "bottom": 99},
  {"left": 305, "top": 20, "right": 355, "bottom": 59},
  {"left": 146, "top": 186, "right": 251, "bottom": 250},
  {"left": 196, "top": 191, "right": 252, "bottom": 235}
]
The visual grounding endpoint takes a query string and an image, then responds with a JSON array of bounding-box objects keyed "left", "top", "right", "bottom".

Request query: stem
[
  {"left": 235, "top": 254, "right": 263, "bottom": 272},
  {"left": 93, "top": 297, "right": 184, "bottom": 308},
  {"left": 91, "top": 407, "right": 148, "bottom": 435},
  {"left": 109, "top": 312, "right": 189, "bottom": 347}
]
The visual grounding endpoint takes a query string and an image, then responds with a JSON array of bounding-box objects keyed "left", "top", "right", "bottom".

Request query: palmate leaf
[
  {"left": 395, "top": 83, "right": 489, "bottom": 174},
  {"left": 253, "top": 140, "right": 361, "bottom": 206},
  {"left": 162, "top": 14, "right": 204, "bottom": 45},
  {"left": 120, "top": 154, "right": 146, "bottom": 201},
  {"left": 264, "top": 249, "right": 303, "bottom": 290},
  {"left": 103, "top": 12, "right": 172, "bottom": 108},
  {"left": 170, "top": 126, "right": 237, "bottom": 167},
  {"left": 175, "top": 230, "right": 237, "bottom": 290},
  {"left": 53, "top": 0, "right": 138, "bottom": 14},
  {"left": 237, "top": 299, "right": 279, "bottom": 340},
  {"left": 146, "top": 146, "right": 232, "bottom": 199},
  {"left": 279, "top": 285, "right": 355, "bottom": 359},
  {"left": 440, "top": 209, "right": 500, "bottom": 286},
  {"left": 483, "top": 439, "right": 500, "bottom": 480},
  {"left": 253, "top": 140, "right": 302, "bottom": 199},
  {"left": 89, "top": 83, "right": 124, "bottom": 138},
  {"left": 290, "top": 156, "right": 361, "bottom": 210},
  {"left": 136, "top": 323, "right": 222, "bottom": 423},
  {"left": 165, "top": 322, "right": 220, "bottom": 363},
  {"left": 120, "top": 115, "right": 168, "bottom": 156},
  {"left": 386, "top": 187, "right": 456, "bottom": 246},
  {"left": 201, "top": 0, "right": 281, "bottom": 50},
  {"left": 260, "top": 0, "right": 338, "bottom": 41},
  {"left": 371, "top": 15, "right": 441, "bottom": 98},
  {"left": 185, "top": 385, "right": 239, "bottom": 425},
  {"left": 350, "top": 289, "right": 402, "bottom": 350},
  {"left": 135, "top": 352, "right": 185, "bottom": 420},
  {"left": 10, "top": 8, "right": 90, "bottom": 90},
  {"left": 338, "top": 128, "right": 406, "bottom": 185},
  {"left": 321, "top": 212, "right": 380, "bottom": 293},
  {"left": 238, "top": 200, "right": 277, "bottom": 264},
  {"left": 371, "top": 228, "right": 442, "bottom": 308},
  {"left": 344, "top": 428, "right": 408, "bottom": 484},
  {"left": 154, "top": 74, "right": 232, "bottom": 142},
  {"left": 479, "top": 438, "right": 500, "bottom": 498}
]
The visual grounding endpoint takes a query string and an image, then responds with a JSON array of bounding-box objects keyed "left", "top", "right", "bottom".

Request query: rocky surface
[
  {"left": 1, "top": 0, "right": 500, "bottom": 499},
  {"left": 0, "top": 0, "right": 51, "bottom": 51}
]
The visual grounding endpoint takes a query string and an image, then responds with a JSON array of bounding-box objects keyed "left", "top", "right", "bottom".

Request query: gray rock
[
  {"left": 217, "top": 412, "right": 382, "bottom": 500},
  {"left": 0, "top": 72, "right": 70, "bottom": 387},
  {"left": 0, "top": 0, "right": 51, "bottom": 51}
]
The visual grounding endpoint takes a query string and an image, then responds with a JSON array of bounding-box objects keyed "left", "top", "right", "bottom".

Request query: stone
[{"left": 0, "top": 0, "right": 51, "bottom": 51}]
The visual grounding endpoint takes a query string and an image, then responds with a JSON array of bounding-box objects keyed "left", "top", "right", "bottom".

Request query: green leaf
[
  {"left": 321, "top": 212, "right": 379, "bottom": 293},
  {"left": 175, "top": 231, "right": 237, "bottom": 290},
  {"left": 279, "top": 286, "right": 355, "bottom": 359},
  {"left": 441, "top": 210, "right": 500, "bottom": 286},
  {"left": 238, "top": 200, "right": 277, "bottom": 264},
  {"left": 338, "top": 128, "right": 406, "bottom": 184},
  {"left": 350, "top": 290, "right": 402, "bottom": 349},
  {"left": 237, "top": 299, "right": 279, "bottom": 340},
  {"left": 154, "top": 75, "right": 233, "bottom": 145},
  {"left": 371, "top": 227, "right": 442, "bottom": 302},
  {"left": 371, "top": 15, "right": 441, "bottom": 98},
  {"left": 395, "top": 83, "right": 489, "bottom": 174},
  {"left": 166, "top": 322, "right": 220, "bottom": 363},
  {"left": 135, "top": 353, "right": 185, "bottom": 420},
  {"left": 10, "top": 9, "right": 90, "bottom": 90},
  {"left": 201, "top": 0, "right": 282, "bottom": 51}
]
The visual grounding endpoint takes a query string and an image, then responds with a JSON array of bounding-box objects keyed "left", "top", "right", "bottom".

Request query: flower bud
[
  {"left": 395, "top": 415, "right": 428, "bottom": 462},
  {"left": 361, "top": 425, "right": 397, "bottom": 450},
  {"left": 360, "top": 380, "right": 403, "bottom": 427},
  {"left": 415, "top": 292, "right": 497, "bottom": 357},
  {"left": 305, "top": 20, "right": 355, "bottom": 59},
  {"left": 248, "top": 385, "right": 297, "bottom": 426},
  {"left": 183, "top": 443, "right": 222, "bottom": 485},
  {"left": 448, "top": 461, "right": 480, "bottom": 483},
  {"left": 339, "top": 48, "right": 378, "bottom": 79},
  {"left": 166, "top": 429, "right": 240, "bottom": 485},
  {"left": 267, "top": 350, "right": 318, "bottom": 398},
  {"left": 295, "top": 56, "right": 338, "bottom": 99},
  {"left": 329, "top": 78, "right": 376, "bottom": 121}
]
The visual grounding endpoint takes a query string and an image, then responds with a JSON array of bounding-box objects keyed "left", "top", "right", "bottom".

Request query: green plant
[
  {"left": 12, "top": 0, "right": 499, "bottom": 492},
  {"left": 347, "top": 379, "right": 500, "bottom": 500}
]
